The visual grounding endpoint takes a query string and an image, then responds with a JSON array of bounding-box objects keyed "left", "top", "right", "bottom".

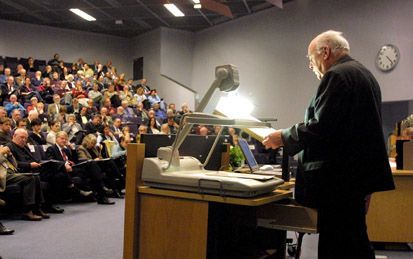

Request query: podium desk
[
  {"left": 123, "top": 144, "right": 293, "bottom": 259},
  {"left": 367, "top": 169, "right": 413, "bottom": 243}
]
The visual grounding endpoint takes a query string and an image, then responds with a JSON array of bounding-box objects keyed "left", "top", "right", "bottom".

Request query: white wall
[
  {"left": 131, "top": 28, "right": 195, "bottom": 110},
  {"left": 0, "top": 20, "right": 132, "bottom": 76},
  {"left": 191, "top": 0, "right": 413, "bottom": 128}
]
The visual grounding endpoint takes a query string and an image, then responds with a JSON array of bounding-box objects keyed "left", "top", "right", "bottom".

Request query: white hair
[{"left": 315, "top": 30, "right": 350, "bottom": 53}]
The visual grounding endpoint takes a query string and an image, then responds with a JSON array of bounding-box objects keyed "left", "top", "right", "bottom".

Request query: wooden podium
[{"left": 123, "top": 143, "right": 294, "bottom": 259}]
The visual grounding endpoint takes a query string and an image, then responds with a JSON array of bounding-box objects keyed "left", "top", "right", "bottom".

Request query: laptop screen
[{"left": 238, "top": 138, "right": 259, "bottom": 171}]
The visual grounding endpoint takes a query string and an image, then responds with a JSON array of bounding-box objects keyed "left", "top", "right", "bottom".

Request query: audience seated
[
  {"left": 0, "top": 117, "right": 12, "bottom": 145},
  {"left": 46, "top": 120, "right": 61, "bottom": 145},
  {"left": 7, "top": 128, "right": 66, "bottom": 213},
  {"left": 46, "top": 131, "right": 114, "bottom": 205},
  {"left": 28, "top": 119, "right": 47, "bottom": 145},
  {"left": 0, "top": 145, "right": 48, "bottom": 221},
  {"left": 77, "top": 134, "right": 124, "bottom": 198},
  {"left": 0, "top": 52, "right": 197, "bottom": 223}
]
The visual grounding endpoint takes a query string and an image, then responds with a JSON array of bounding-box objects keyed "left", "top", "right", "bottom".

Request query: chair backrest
[{"left": 102, "top": 140, "right": 115, "bottom": 158}]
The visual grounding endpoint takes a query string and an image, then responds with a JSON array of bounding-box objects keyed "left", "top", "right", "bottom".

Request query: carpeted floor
[
  {"left": 0, "top": 200, "right": 124, "bottom": 259},
  {"left": 1, "top": 199, "right": 412, "bottom": 259}
]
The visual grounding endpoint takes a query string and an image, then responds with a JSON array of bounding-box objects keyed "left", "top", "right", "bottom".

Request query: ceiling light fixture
[
  {"left": 69, "top": 8, "right": 96, "bottom": 21},
  {"left": 192, "top": 0, "right": 201, "bottom": 3},
  {"left": 194, "top": 4, "right": 202, "bottom": 9},
  {"left": 164, "top": 3, "right": 185, "bottom": 17}
]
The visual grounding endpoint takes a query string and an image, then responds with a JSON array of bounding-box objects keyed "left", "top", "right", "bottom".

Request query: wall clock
[{"left": 376, "top": 44, "right": 400, "bottom": 72}]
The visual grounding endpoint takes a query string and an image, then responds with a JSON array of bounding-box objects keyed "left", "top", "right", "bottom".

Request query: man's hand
[
  {"left": 65, "top": 163, "right": 73, "bottom": 172},
  {"left": 0, "top": 146, "right": 10, "bottom": 155},
  {"left": 30, "top": 162, "right": 41, "bottom": 168},
  {"left": 262, "top": 130, "right": 284, "bottom": 149}
]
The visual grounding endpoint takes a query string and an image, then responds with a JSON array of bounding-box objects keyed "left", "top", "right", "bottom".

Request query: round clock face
[{"left": 376, "top": 44, "right": 400, "bottom": 72}]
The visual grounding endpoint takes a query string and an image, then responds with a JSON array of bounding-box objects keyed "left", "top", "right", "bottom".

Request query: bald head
[
  {"left": 13, "top": 128, "right": 29, "bottom": 147},
  {"left": 307, "top": 30, "right": 350, "bottom": 80}
]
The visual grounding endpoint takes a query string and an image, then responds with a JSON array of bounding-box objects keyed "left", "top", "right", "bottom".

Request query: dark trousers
[
  {"left": 95, "top": 159, "right": 124, "bottom": 191},
  {"left": 73, "top": 162, "right": 106, "bottom": 199},
  {"left": 6, "top": 173, "right": 44, "bottom": 210},
  {"left": 317, "top": 196, "right": 375, "bottom": 259}
]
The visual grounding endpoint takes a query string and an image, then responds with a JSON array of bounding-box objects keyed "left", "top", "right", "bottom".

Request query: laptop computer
[{"left": 238, "top": 138, "right": 281, "bottom": 176}]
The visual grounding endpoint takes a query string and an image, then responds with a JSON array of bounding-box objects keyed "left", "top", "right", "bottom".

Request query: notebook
[{"left": 238, "top": 138, "right": 281, "bottom": 175}]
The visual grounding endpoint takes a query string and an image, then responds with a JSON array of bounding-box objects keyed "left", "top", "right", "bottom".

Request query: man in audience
[
  {"left": 10, "top": 109, "right": 22, "bottom": 130},
  {"left": 7, "top": 129, "right": 66, "bottom": 213},
  {"left": 152, "top": 102, "right": 166, "bottom": 124},
  {"left": 46, "top": 131, "right": 114, "bottom": 205},
  {"left": 66, "top": 97, "right": 82, "bottom": 114},
  {"left": 85, "top": 114, "right": 104, "bottom": 135},
  {"left": 0, "top": 67, "right": 10, "bottom": 85},
  {"left": 110, "top": 118, "right": 123, "bottom": 140},
  {"left": 0, "top": 117, "right": 12, "bottom": 145},
  {"left": 85, "top": 99, "right": 98, "bottom": 117},
  {"left": 5, "top": 94, "right": 25, "bottom": 117},
  {"left": 0, "top": 145, "right": 48, "bottom": 220},
  {"left": 47, "top": 94, "right": 63, "bottom": 121},
  {"left": 121, "top": 100, "right": 136, "bottom": 121},
  {"left": 14, "top": 68, "right": 27, "bottom": 87},
  {"left": 0, "top": 76, "right": 18, "bottom": 104},
  {"left": 0, "top": 107, "right": 7, "bottom": 119},
  {"left": 62, "top": 114, "right": 83, "bottom": 144},
  {"left": 25, "top": 110, "right": 39, "bottom": 131},
  {"left": 31, "top": 71, "right": 43, "bottom": 87},
  {"left": 147, "top": 89, "right": 161, "bottom": 107},
  {"left": 47, "top": 53, "right": 60, "bottom": 68},
  {"left": 100, "top": 107, "right": 113, "bottom": 126}
]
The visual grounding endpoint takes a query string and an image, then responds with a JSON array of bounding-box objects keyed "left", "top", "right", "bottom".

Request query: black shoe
[
  {"left": 97, "top": 197, "right": 115, "bottom": 205},
  {"left": 0, "top": 223, "right": 14, "bottom": 235},
  {"left": 43, "top": 205, "right": 64, "bottom": 214},
  {"left": 34, "top": 209, "right": 50, "bottom": 219},
  {"left": 21, "top": 211, "right": 42, "bottom": 221},
  {"left": 112, "top": 190, "right": 124, "bottom": 199}
]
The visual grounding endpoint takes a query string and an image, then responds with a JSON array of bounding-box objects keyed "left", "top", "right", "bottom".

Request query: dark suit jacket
[
  {"left": 28, "top": 131, "right": 47, "bottom": 145},
  {"left": 0, "top": 131, "right": 12, "bottom": 145},
  {"left": 7, "top": 142, "right": 40, "bottom": 173},
  {"left": 281, "top": 55, "right": 395, "bottom": 208},
  {"left": 46, "top": 144, "right": 78, "bottom": 163}
]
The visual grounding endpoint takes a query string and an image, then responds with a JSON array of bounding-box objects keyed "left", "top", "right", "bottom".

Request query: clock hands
[{"left": 386, "top": 56, "right": 393, "bottom": 65}]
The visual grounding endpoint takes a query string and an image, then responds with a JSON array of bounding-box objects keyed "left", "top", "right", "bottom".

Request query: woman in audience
[
  {"left": 72, "top": 80, "right": 87, "bottom": 99},
  {"left": 28, "top": 118, "right": 47, "bottom": 145},
  {"left": 148, "top": 117, "right": 160, "bottom": 134},
  {"left": 134, "top": 87, "right": 147, "bottom": 104},
  {"left": 77, "top": 134, "right": 124, "bottom": 198},
  {"left": 46, "top": 120, "right": 61, "bottom": 145},
  {"left": 20, "top": 77, "right": 43, "bottom": 103}
]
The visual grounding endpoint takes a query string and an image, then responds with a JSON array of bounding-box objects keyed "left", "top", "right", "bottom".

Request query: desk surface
[
  {"left": 138, "top": 181, "right": 293, "bottom": 207},
  {"left": 391, "top": 169, "right": 413, "bottom": 176}
]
